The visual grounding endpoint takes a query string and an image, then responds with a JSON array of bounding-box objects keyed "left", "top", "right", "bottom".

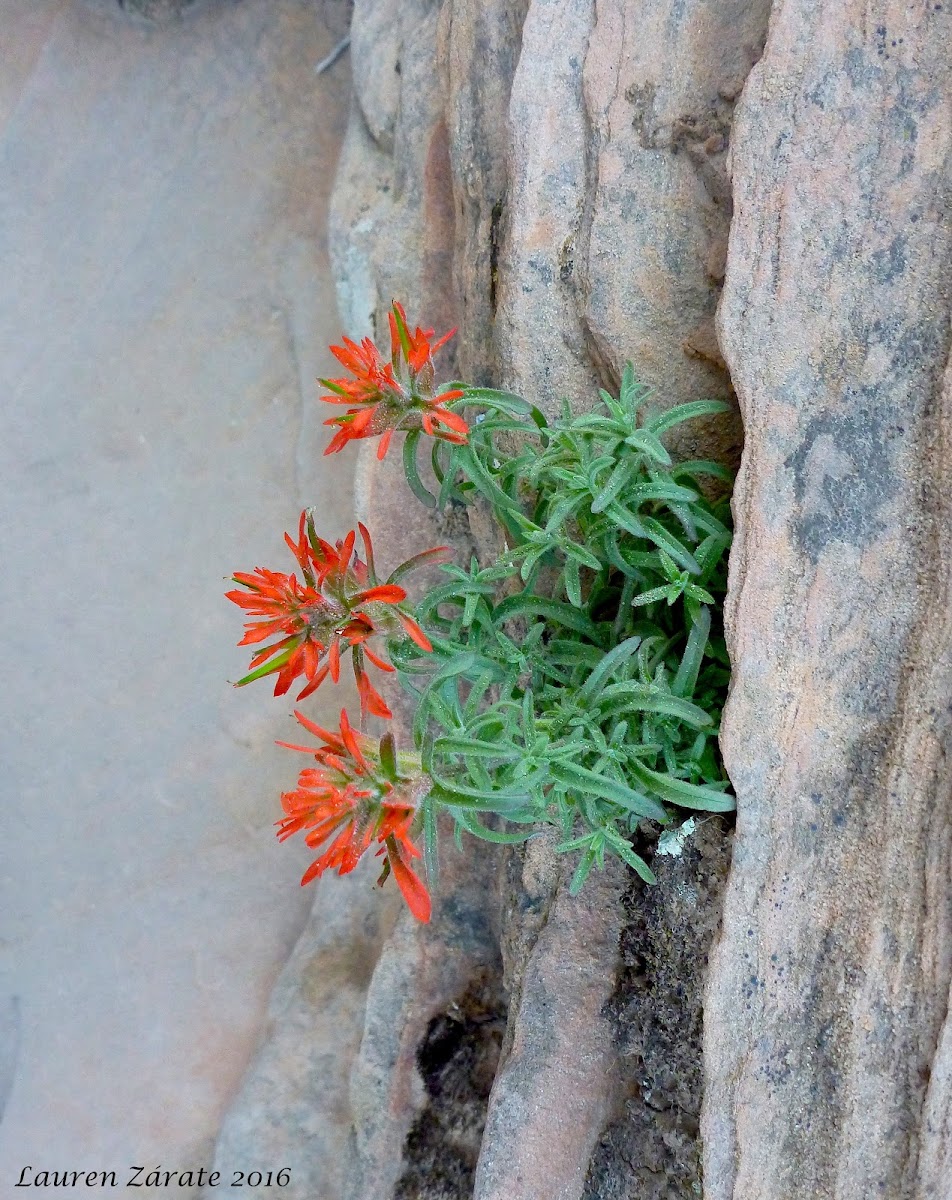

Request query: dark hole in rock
[{"left": 394, "top": 973, "right": 506, "bottom": 1200}]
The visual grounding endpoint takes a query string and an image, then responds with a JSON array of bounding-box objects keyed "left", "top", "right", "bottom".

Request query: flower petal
[
  {"left": 362, "top": 645, "right": 396, "bottom": 672},
  {"left": 396, "top": 611, "right": 433, "bottom": 652},
  {"left": 386, "top": 837, "right": 431, "bottom": 923},
  {"left": 356, "top": 584, "right": 407, "bottom": 605},
  {"left": 357, "top": 670, "right": 392, "bottom": 720}
]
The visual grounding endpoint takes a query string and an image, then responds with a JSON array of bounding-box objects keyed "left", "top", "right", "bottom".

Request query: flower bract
[
  {"left": 227, "top": 512, "right": 447, "bottom": 717},
  {"left": 320, "top": 301, "right": 469, "bottom": 459},
  {"left": 276, "top": 709, "right": 432, "bottom": 921}
]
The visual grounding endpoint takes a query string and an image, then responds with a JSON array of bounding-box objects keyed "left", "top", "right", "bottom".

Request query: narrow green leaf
[
  {"left": 590, "top": 457, "right": 633, "bottom": 513},
  {"left": 492, "top": 594, "right": 602, "bottom": 640},
  {"left": 631, "top": 584, "right": 678, "bottom": 608},
  {"left": 673, "top": 606, "right": 711, "bottom": 699},
  {"left": 451, "top": 809, "right": 537, "bottom": 844},
  {"left": 402, "top": 430, "right": 437, "bottom": 507},
  {"left": 422, "top": 796, "right": 439, "bottom": 888},
  {"left": 234, "top": 645, "right": 295, "bottom": 687},
  {"left": 605, "top": 501, "right": 647, "bottom": 541},
  {"left": 644, "top": 399, "right": 732, "bottom": 436},
  {"left": 639, "top": 517, "right": 701, "bottom": 574},
  {"left": 433, "top": 736, "right": 522, "bottom": 760},
  {"left": 624, "top": 428, "right": 671, "bottom": 465},
  {"left": 562, "top": 539, "right": 605, "bottom": 571},
  {"left": 456, "top": 443, "right": 522, "bottom": 514},
  {"left": 549, "top": 761, "right": 668, "bottom": 822},
  {"left": 672, "top": 458, "right": 735, "bottom": 485},
  {"left": 604, "top": 830, "right": 657, "bottom": 883},
  {"left": 568, "top": 847, "right": 598, "bottom": 895},
  {"left": 577, "top": 636, "right": 642, "bottom": 705},
  {"left": 429, "top": 772, "right": 532, "bottom": 807},
  {"left": 596, "top": 682, "right": 712, "bottom": 727},
  {"left": 625, "top": 481, "right": 699, "bottom": 506},
  {"left": 629, "top": 760, "right": 735, "bottom": 812},
  {"left": 564, "top": 558, "right": 582, "bottom": 608},
  {"left": 546, "top": 640, "right": 606, "bottom": 668}
]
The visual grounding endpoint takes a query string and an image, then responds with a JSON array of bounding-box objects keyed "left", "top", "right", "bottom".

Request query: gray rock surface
[
  {"left": 0, "top": 0, "right": 355, "bottom": 1189},
  {"left": 473, "top": 838, "right": 628, "bottom": 1200},
  {"left": 705, "top": 3, "right": 952, "bottom": 1197},
  {"left": 116, "top": 0, "right": 197, "bottom": 21},
  {"left": 207, "top": 865, "right": 400, "bottom": 1200}
]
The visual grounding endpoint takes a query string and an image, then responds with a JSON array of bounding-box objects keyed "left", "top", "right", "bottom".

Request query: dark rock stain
[
  {"left": 870, "top": 234, "right": 907, "bottom": 284},
  {"left": 626, "top": 81, "right": 659, "bottom": 150},
  {"left": 786, "top": 402, "right": 896, "bottom": 564},
  {"left": 489, "top": 199, "right": 504, "bottom": 316},
  {"left": 582, "top": 821, "right": 732, "bottom": 1200}
]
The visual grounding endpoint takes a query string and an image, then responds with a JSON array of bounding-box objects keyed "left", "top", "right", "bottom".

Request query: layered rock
[{"left": 322, "top": 2, "right": 768, "bottom": 1196}]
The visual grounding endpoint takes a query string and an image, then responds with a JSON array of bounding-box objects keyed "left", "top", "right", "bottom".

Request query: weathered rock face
[
  {"left": 473, "top": 838, "right": 629, "bottom": 1200},
  {"left": 115, "top": 0, "right": 196, "bottom": 20},
  {"left": 704, "top": 4, "right": 952, "bottom": 1198},
  {"left": 321, "top": 1, "right": 767, "bottom": 1196},
  {"left": 207, "top": 866, "right": 401, "bottom": 1200},
  {"left": 219, "top": 0, "right": 952, "bottom": 1196}
]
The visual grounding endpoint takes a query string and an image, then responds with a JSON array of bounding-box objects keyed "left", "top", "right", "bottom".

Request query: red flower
[
  {"left": 227, "top": 513, "right": 448, "bottom": 717},
  {"left": 320, "top": 301, "right": 469, "bottom": 459},
  {"left": 276, "top": 709, "right": 432, "bottom": 921}
]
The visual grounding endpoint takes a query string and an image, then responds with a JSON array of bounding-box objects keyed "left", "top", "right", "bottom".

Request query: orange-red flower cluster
[
  {"left": 227, "top": 512, "right": 444, "bottom": 719},
  {"left": 320, "top": 301, "right": 469, "bottom": 459},
  {"left": 228, "top": 305, "right": 467, "bottom": 923},
  {"left": 277, "top": 709, "right": 431, "bottom": 921}
]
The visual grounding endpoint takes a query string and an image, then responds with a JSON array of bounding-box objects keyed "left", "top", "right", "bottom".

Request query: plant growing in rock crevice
[{"left": 228, "top": 302, "right": 735, "bottom": 919}]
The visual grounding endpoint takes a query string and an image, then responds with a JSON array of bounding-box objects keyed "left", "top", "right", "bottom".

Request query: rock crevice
[{"left": 212, "top": 1, "right": 952, "bottom": 1196}]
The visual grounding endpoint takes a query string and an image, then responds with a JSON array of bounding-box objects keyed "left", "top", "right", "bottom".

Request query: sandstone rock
[
  {"left": 116, "top": 0, "right": 196, "bottom": 20},
  {"left": 346, "top": 852, "right": 503, "bottom": 1200},
  {"left": 473, "top": 836, "right": 628, "bottom": 1200},
  {"left": 206, "top": 867, "right": 400, "bottom": 1200},
  {"left": 331, "top": 0, "right": 458, "bottom": 351},
  {"left": 326, "top": 1, "right": 771, "bottom": 1196},
  {"left": 437, "top": 0, "right": 530, "bottom": 385},
  {"left": 494, "top": 0, "right": 599, "bottom": 412},
  {"left": 349, "top": 0, "right": 402, "bottom": 152},
  {"left": 704, "top": 3, "right": 952, "bottom": 1197},
  {"left": 0, "top": 0, "right": 356, "bottom": 1182},
  {"left": 576, "top": 0, "right": 770, "bottom": 463}
]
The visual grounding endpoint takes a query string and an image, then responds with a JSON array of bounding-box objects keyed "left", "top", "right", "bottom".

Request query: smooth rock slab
[
  {"left": 206, "top": 865, "right": 400, "bottom": 1200},
  {"left": 0, "top": 0, "right": 353, "bottom": 1190}
]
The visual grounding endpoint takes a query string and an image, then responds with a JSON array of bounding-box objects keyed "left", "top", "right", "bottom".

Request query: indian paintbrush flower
[
  {"left": 276, "top": 708, "right": 432, "bottom": 922},
  {"left": 227, "top": 511, "right": 448, "bottom": 718},
  {"left": 320, "top": 301, "right": 469, "bottom": 459}
]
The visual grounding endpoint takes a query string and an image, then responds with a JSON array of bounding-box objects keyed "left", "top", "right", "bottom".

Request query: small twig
[{"left": 314, "top": 36, "right": 351, "bottom": 76}]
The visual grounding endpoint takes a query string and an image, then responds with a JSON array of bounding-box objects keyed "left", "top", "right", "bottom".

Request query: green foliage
[{"left": 395, "top": 366, "right": 735, "bottom": 888}]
